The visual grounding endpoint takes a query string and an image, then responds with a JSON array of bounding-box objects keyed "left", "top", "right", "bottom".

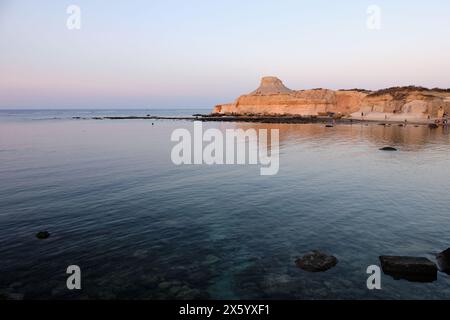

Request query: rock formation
[
  {"left": 379, "top": 256, "right": 438, "bottom": 282},
  {"left": 295, "top": 250, "right": 338, "bottom": 272},
  {"left": 436, "top": 248, "right": 450, "bottom": 275},
  {"left": 214, "top": 77, "right": 450, "bottom": 121}
]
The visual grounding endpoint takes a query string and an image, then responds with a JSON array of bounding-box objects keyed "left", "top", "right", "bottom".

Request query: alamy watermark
[
  {"left": 171, "top": 122, "right": 279, "bottom": 176},
  {"left": 66, "top": 5, "right": 81, "bottom": 30},
  {"left": 366, "top": 5, "right": 382, "bottom": 30},
  {"left": 66, "top": 265, "right": 82, "bottom": 290},
  {"left": 367, "top": 265, "right": 382, "bottom": 290}
]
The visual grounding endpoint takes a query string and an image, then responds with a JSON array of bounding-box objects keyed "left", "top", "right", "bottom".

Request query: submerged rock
[
  {"left": 295, "top": 250, "right": 338, "bottom": 272},
  {"left": 0, "top": 292, "right": 24, "bottom": 300},
  {"left": 429, "top": 123, "right": 439, "bottom": 129},
  {"left": 379, "top": 256, "right": 437, "bottom": 282},
  {"left": 203, "top": 255, "right": 220, "bottom": 265},
  {"left": 158, "top": 282, "right": 171, "bottom": 290},
  {"left": 36, "top": 231, "right": 50, "bottom": 240},
  {"left": 436, "top": 248, "right": 450, "bottom": 275},
  {"left": 380, "top": 147, "right": 398, "bottom": 151}
]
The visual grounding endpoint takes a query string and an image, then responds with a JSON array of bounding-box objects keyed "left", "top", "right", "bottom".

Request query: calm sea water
[{"left": 1, "top": 109, "right": 450, "bottom": 300}]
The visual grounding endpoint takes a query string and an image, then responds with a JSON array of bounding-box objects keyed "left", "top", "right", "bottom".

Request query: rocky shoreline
[{"left": 74, "top": 114, "right": 442, "bottom": 126}]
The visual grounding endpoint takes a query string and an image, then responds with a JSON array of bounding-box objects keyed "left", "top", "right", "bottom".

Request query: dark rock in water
[
  {"left": 295, "top": 250, "right": 338, "bottom": 272},
  {"left": 325, "top": 125, "right": 334, "bottom": 128},
  {"left": 380, "top": 147, "right": 398, "bottom": 151},
  {"left": 378, "top": 123, "right": 387, "bottom": 126},
  {"left": 379, "top": 256, "right": 437, "bottom": 282},
  {"left": 36, "top": 231, "right": 50, "bottom": 240},
  {"left": 429, "top": 124, "right": 439, "bottom": 129},
  {"left": 0, "top": 292, "right": 24, "bottom": 300},
  {"left": 436, "top": 248, "right": 450, "bottom": 275}
]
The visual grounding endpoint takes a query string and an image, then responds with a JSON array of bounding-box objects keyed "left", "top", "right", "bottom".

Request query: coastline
[{"left": 74, "top": 114, "right": 442, "bottom": 126}]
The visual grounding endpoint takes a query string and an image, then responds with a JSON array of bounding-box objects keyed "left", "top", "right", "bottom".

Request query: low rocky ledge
[{"left": 380, "top": 256, "right": 438, "bottom": 283}]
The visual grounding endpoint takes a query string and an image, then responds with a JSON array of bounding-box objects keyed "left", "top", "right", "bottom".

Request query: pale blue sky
[{"left": 1, "top": 0, "right": 450, "bottom": 108}]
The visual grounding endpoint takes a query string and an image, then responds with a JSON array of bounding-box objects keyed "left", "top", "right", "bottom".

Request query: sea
[{"left": 1, "top": 109, "right": 450, "bottom": 300}]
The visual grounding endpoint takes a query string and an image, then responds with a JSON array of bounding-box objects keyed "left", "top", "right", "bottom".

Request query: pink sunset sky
[{"left": 1, "top": 0, "right": 450, "bottom": 109}]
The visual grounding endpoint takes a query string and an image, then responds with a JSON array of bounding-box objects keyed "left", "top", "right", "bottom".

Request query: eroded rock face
[
  {"left": 250, "top": 77, "right": 293, "bottom": 95},
  {"left": 214, "top": 77, "right": 450, "bottom": 119},
  {"left": 295, "top": 250, "right": 338, "bottom": 272}
]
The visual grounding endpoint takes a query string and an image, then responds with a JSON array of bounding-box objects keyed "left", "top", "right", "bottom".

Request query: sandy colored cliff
[{"left": 214, "top": 77, "right": 450, "bottom": 121}]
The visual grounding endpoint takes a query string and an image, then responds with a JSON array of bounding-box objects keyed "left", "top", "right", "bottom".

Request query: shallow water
[{"left": 1, "top": 110, "right": 450, "bottom": 300}]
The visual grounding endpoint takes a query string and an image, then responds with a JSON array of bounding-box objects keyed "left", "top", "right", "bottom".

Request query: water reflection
[{"left": 227, "top": 122, "right": 450, "bottom": 151}]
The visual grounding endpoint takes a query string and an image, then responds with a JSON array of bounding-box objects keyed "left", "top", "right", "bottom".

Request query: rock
[
  {"left": 436, "top": 248, "right": 450, "bottom": 275},
  {"left": 168, "top": 286, "right": 183, "bottom": 296},
  {"left": 203, "top": 255, "right": 220, "bottom": 265},
  {"left": 141, "top": 274, "right": 162, "bottom": 286},
  {"left": 175, "top": 288, "right": 203, "bottom": 300},
  {"left": 429, "top": 124, "right": 439, "bottom": 129},
  {"left": 325, "top": 124, "right": 334, "bottom": 128},
  {"left": 0, "top": 292, "right": 24, "bottom": 300},
  {"left": 158, "top": 282, "right": 171, "bottom": 290},
  {"left": 379, "top": 256, "right": 437, "bottom": 282},
  {"left": 380, "top": 147, "right": 398, "bottom": 151},
  {"left": 295, "top": 250, "right": 338, "bottom": 272},
  {"left": 132, "top": 249, "right": 148, "bottom": 258},
  {"left": 36, "top": 231, "right": 50, "bottom": 239},
  {"left": 250, "top": 76, "right": 293, "bottom": 95}
]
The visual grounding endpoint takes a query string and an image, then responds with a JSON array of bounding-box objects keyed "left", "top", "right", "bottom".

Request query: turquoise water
[{"left": 1, "top": 110, "right": 450, "bottom": 300}]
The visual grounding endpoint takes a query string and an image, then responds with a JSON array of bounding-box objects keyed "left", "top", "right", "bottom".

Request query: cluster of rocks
[{"left": 294, "top": 248, "right": 450, "bottom": 284}]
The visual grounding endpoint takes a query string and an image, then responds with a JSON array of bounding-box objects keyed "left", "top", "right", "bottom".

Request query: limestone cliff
[{"left": 214, "top": 77, "right": 450, "bottom": 121}]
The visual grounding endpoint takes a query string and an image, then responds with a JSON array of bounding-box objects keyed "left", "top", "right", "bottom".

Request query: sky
[{"left": 1, "top": 0, "right": 450, "bottom": 109}]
